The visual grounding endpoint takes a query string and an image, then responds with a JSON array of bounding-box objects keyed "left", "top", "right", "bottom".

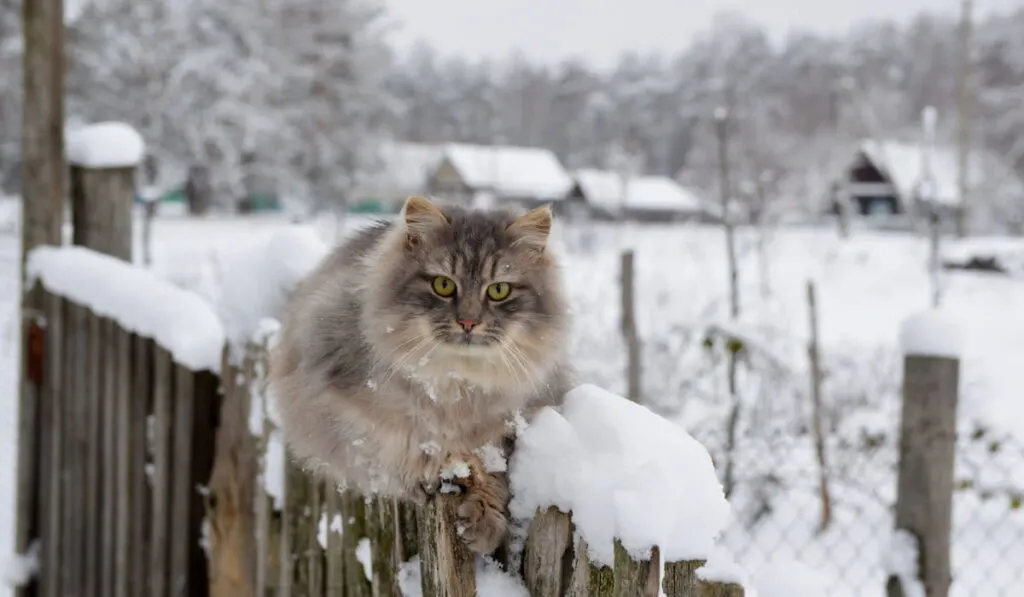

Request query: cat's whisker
[
  {"left": 380, "top": 333, "right": 436, "bottom": 386},
  {"left": 500, "top": 337, "right": 539, "bottom": 396},
  {"left": 370, "top": 332, "right": 429, "bottom": 374}
]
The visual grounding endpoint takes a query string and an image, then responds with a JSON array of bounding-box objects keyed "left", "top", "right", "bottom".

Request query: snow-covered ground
[{"left": 1, "top": 212, "right": 1022, "bottom": 596}]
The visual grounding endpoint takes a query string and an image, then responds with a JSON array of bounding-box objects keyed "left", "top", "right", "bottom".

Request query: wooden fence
[
  {"left": 24, "top": 287, "right": 746, "bottom": 597},
  {"left": 30, "top": 290, "right": 220, "bottom": 597}
]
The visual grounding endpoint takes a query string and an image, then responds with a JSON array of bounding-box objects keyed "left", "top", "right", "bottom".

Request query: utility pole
[
  {"left": 955, "top": 0, "right": 973, "bottom": 238},
  {"left": 17, "top": 0, "right": 66, "bottom": 595}
]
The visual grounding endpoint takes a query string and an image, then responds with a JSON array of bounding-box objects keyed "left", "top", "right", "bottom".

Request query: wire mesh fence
[{"left": 694, "top": 423, "right": 1024, "bottom": 596}]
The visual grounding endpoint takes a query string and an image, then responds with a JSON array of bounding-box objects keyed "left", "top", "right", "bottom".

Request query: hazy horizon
[{"left": 383, "top": 0, "right": 1022, "bottom": 67}]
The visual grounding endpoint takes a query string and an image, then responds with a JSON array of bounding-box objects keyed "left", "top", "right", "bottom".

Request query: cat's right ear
[{"left": 401, "top": 196, "right": 449, "bottom": 249}]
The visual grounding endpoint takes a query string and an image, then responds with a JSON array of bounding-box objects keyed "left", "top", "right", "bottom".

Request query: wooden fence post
[
  {"left": 620, "top": 250, "right": 642, "bottom": 403},
  {"left": 68, "top": 122, "right": 144, "bottom": 262},
  {"left": 418, "top": 495, "right": 475, "bottom": 597},
  {"left": 207, "top": 348, "right": 258, "bottom": 597},
  {"left": 887, "top": 313, "right": 961, "bottom": 597},
  {"left": 523, "top": 507, "right": 573, "bottom": 597}
]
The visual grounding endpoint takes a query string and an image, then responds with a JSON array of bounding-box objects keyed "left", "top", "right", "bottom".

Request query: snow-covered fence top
[
  {"left": 27, "top": 245, "right": 224, "bottom": 371},
  {"left": 65, "top": 121, "right": 146, "bottom": 169}
]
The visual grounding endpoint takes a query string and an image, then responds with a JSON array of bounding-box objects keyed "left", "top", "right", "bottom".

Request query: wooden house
[
  {"left": 426, "top": 144, "right": 574, "bottom": 209},
  {"left": 567, "top": 169, "right": 715, "bottom": 222}
]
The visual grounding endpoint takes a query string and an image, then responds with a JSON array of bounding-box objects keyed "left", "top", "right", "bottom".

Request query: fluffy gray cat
[{"left": 269, "top": 195, "right": 573, "bottom": 554}]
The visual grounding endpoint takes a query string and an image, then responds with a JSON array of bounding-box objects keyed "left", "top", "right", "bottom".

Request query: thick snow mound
[
  {"left": 66, "top": 121, "right": 146, "bottom": 169},
  {"left": 27, "top": 245, "right": 224, "bottom": 371},
  {"left": 215, "top": 227, "right": 328, "bottom": 353},
  {"left": 509, "top": 383, "right": 730, "bottom": 566},
  {"left": 899, "top": 309, "right": 964, "bottom": 359},
  {"left": 753, "top": 556, "right": 828, "bottom": 597}
]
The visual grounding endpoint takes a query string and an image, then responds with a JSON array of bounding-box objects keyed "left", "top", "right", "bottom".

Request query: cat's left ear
[
  {"left": 507, "top": 204, "right": 552, "bottom": 250},
  {"left": 402, "top": 195, "right": 449, "bottom": 248}
]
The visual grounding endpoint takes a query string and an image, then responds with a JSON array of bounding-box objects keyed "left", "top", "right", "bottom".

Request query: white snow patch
[
  {"left": 397, "top": 556, "right": 528, "bottom": 597},
  {"left": 214, "top": 228, "right": 328, "bottom": 356},
  {"left": 356, "top": 538, "right": 373, "bottom": 582},
  {"left": 475, "top": 443, "right": 508, "bottom": 473},
  {"left": 3, "top": 541, "right": 40, "bottom": 587},
  {"left": 198, "top": 518, "right": 211, "bottom": 556},
  {"left": 264, "top": 430, "right": 287, "bottom": 510},
  {"left": 696, "top": 546, "right": 748, "bottom": 587},
  {"left": 66, "top": 121, "right": 145, "bottom": 169},
  {"left": 509, "top": 384, "right": 731, "bottom": 566},
  {"left": 753, "top": 556, "right": 828, "bottom": 597},
  {"left": 316, "top": 514, "right": 343, "bottom": 549},
  {"left": 899, "top": 309, "right": 964, "bottom": 358},
  {"left": 441, "top": 460, "right": 471, "bottom": 480},
  {"left": 882, "top": 529, "right": 925, "bottom": 597},
  {"left": 27, "top": 245, "right": 224, "bottom": 371}
]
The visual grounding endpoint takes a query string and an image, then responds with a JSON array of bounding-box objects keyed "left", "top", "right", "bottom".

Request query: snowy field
[{"left": 1, "top": 209, "right": 1023, "bottom": 595}]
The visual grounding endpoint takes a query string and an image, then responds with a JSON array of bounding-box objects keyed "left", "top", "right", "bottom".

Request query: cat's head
[{"left": 364, "top": 196, "right": 569, "bottom": 389}]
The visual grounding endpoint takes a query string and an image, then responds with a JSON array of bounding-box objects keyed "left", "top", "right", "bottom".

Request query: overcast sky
[{"left": 382, "top": 0, "right": 1022, "bottom": 68}]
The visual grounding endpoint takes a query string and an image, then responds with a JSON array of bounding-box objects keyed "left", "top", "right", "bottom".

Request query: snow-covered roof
[
  {"left": 442, "top": 143, "right": 573, "bottom": 200},
  {"left": 573, "top": 169, "right": 706, "bottom": 213},
  {"left": 857, "top": 139, "right": 1011, "bottom": 207},
  {"left": 361, "top": 141, "right": 446, "bottom": 196}
]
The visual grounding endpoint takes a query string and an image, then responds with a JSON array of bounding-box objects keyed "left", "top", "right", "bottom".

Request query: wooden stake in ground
[
  {"left": 620, "top": 250, "right": 641, "bottom": 403},
  {"left": 806, "top": 281, "right": 832, "bottom": 532},
  {"left": 16, "top": 1, "right": 67, "bottom": 595}
]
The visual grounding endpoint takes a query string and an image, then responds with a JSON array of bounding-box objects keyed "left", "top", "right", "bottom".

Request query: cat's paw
[{"left": 456, "top": 487, "right": 508, "bottom": 554}]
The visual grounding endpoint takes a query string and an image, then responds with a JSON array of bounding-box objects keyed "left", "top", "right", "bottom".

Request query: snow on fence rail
[{"left": 19, "top": 244, "right": 748, "bottom": 597}]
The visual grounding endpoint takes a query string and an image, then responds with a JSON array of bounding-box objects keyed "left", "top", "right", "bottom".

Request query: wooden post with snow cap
[
  {"left": 68, "top": 122, "right": 144, "bottom": 261},
  {"left": 887, "top": 310, "right": 962, "bottom": 597}
]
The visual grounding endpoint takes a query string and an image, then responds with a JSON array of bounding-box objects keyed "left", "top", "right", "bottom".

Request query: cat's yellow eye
[
  {"left": 487, "top": 282, "right": 511, "bottom": 301},
  {"left": 432, "top": 276, "right": 456, "bottom": 297}
]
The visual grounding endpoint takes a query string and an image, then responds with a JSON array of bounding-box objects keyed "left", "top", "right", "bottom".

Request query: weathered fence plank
[
  {"left": 341, "top": 490, "right": 372, "bottom": 597},
  {"left": 208, "top": 349, "right": 258, "bottom": 597},
  {"left": 101, "top": 318, "right": 118, "bottom": 597},
  {"left": 192, "top": 371, "right": 221, "bottom": 596},
  {"left": 662, "top": 560, "right": 702, "bottom": 596},
  {"left": 113, "top": 325, "right": 133, "bottom": 597},
  {"left": 419, "top": 494, "right": 475, "bottom": 597},
  {"left": 369, "top": 495, "right": 401, "bottom": 597},
  {"left": 170, "top": 365, "right": 195, "bottom": 596},
  {"left": 698, "top": 579, "right": 745, "bottom": 597},
  {"left": 150, "top": 346, "right": 175, "bottom": 597},
  {"left": 612, "top": 540, "right": 658, "bottom": 597},
  {"left": 83, "top": 310, "right": 102, "bottom": 597},
  {"left": 523, "top": 506, "right": 573, "bottom": 597},
  {"left": 39, "top": 293, "right": 64, "bottom": 597},
  {"left": 397, "top": 501, "right": 420, "bottom": 563},
  {"left": 324, "top": 486, "right": 345, "bottom": 597},
  {"left": 61, "top": 302, "right": 87, "bottom": 594},
  {"left": 130, "top": 334, "right": 154, "bottom": 597}
]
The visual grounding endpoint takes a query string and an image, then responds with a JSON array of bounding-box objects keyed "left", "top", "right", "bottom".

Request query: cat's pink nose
[{"left": 458, "top": 319, "right": 479, "bottom": 332}]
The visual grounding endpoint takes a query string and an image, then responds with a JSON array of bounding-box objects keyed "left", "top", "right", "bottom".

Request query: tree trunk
[{"left": 17, "top": 1, "right": 66, "bottom": 595}]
